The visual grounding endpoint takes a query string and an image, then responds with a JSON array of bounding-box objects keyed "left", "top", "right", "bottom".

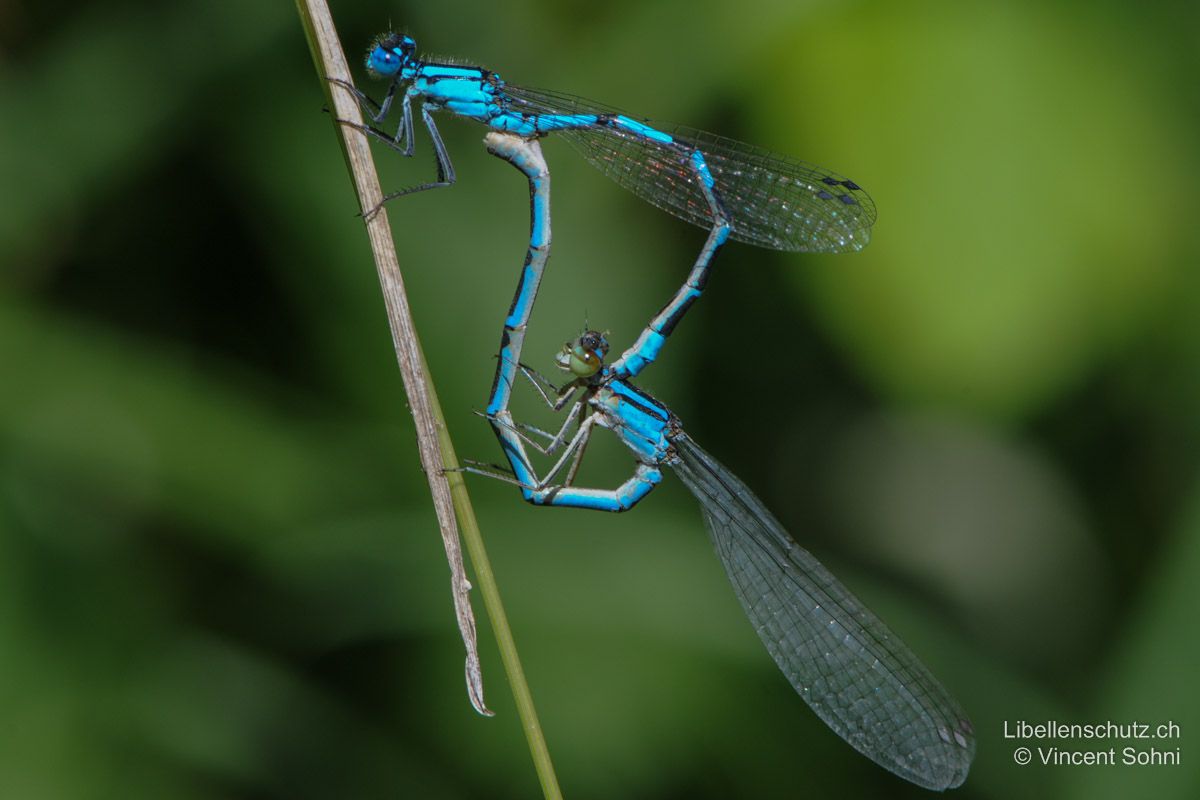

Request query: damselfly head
[
  {"left": 556, "top": 330, "right": 609, "bottom": 377},
  {"left": 366, "top": 32, "right": 416, "bottom": 78}
]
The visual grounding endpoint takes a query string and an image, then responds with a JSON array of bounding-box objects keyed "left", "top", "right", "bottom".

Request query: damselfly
[
  {"left": 472, "top": 135, "right": 973, "bottom": 789},
  {"left": 483, "top": 327, "right": 976, "bottom": 789},
  {"left": 332, "top": 33, "right": 876, "bottom": 377}
]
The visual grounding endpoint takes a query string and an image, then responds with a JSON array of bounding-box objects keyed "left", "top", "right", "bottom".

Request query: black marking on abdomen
[{"left": 658, "top": 293, "right": 697, "bottom": 336}]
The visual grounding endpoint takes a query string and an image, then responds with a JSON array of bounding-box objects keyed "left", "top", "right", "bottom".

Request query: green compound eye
[{"left": 566, "top": 344, "right": 602, "bottom": 376}]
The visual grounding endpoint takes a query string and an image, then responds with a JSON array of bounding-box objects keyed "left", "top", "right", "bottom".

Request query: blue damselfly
[
  {"left": 471, "top": 135, "right": 973, "bottom": 789},
  {"left": 332, "top": 33, "right": 875, "bottom": 378}
]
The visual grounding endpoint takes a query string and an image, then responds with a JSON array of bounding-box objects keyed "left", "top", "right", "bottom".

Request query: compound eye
[
  {"left": 366, "top": 33, "right": 409, "bottom": 76},
  {"left": 580, "top": 330, "right": 608, "bottom": 356},
  {"left": 570, "top": 348, "right": 600, "bottom": 377}
]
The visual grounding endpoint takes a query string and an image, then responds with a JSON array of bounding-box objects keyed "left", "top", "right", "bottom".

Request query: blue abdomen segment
[
  {"left": 523, "top": 464, "right": 663, "bottom": 512},
  {"left": 612, "top": 116, "right": 674, "bottom": 144},
  {"left": 691, "top": 150, "right": 716, "bottom": 188},
  {"left": 608, "top": 330, "right": 666, "bottom": 380},
  {"left": 489, "top": 112, "right": 601, "bottom": 137}
]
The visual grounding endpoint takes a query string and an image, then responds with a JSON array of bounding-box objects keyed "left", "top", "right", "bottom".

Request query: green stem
[{"left": 293, "top": 3, "right": 563, "bottom": 798}]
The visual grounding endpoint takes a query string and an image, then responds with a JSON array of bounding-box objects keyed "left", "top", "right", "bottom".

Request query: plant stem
[{"left": 293, "top": 4, "right": 563, "bottom": 798}]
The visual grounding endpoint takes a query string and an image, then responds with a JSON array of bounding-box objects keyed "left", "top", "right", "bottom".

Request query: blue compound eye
[{"left": 366, "top": 33, "right": 414, "bottom": 76}]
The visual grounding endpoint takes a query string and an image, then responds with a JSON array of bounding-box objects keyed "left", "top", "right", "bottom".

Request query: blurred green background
[{"left": 2, "top": 0, "right": 1198, "bottom": 797}]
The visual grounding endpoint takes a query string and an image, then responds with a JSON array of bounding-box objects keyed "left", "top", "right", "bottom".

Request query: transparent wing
[
  {"left": 670, "top": 434, "right": 974, "bottom": 790},
  {"left": 501, "top": 85, "right": 875, "bottom": 253}
]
